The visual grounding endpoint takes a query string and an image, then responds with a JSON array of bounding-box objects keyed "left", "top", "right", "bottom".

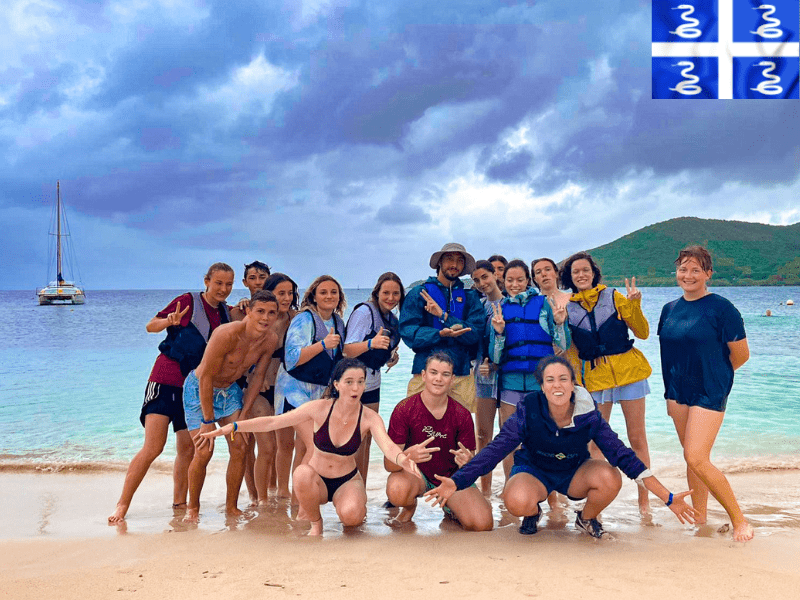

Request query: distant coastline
[{"left": 405, "top": 216, "right": 800, "bottom": 288}]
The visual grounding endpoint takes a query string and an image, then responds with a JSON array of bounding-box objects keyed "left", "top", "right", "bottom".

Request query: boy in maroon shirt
[{"left": 385, "top": 352, "right": 493, "bottom": 531}]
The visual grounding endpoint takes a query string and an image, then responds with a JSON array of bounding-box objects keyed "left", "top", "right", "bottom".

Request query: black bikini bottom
[{"left": 320, "top": 467, "right": 358, "bottom": 502}]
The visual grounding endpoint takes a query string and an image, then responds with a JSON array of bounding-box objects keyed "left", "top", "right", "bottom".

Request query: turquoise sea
[{"left": 1, "top": 286, "right": 799, "bottom": 476}]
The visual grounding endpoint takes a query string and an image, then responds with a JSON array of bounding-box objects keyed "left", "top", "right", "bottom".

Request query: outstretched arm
[
  {"left": 449, "top": 404, "right": 524, "bottom": 489},
  {"left": 365, "top": 410, "right": 422, "bottom": 479},
  {"left": 640, "top": 476, "right": 697, "bottom": 524},
  {"left": 196, "top": 399, "right": 318, "bottom": 448}
]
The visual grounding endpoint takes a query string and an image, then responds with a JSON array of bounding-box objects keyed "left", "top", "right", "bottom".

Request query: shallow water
[{"left": 2, "top": 287, "right": 799, "bottom": 473}]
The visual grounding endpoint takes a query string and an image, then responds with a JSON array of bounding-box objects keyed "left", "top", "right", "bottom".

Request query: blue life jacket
[
  {"left": 158, "top": 292, "right": 231, "bottom": 377},
  {"left": 346, "top": 301, "right": 400, "bottom": 371},
  {"left": 285, "top": 310, "right": 345, "bottom": 386},
  {"left": 500, "top": 294, "right": 553, "bottom": 373},
  {"left": 566, "top": 287, "right": 633, "bottom": 362},
  {"left": 423, "top": 282, "right": 466, "bottom": 330}
]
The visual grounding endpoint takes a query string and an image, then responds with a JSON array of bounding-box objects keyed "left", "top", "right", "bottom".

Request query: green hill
[{"left": 581, "top": 217, "right": 800, "bottom": 286}]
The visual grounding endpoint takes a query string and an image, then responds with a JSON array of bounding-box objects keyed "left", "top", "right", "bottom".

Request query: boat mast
[{"left": 56, "top": 181, "right": 63, "bottom": 284}]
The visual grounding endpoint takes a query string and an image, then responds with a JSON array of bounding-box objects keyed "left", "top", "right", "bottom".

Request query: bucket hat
[{"left": 428, "top": 243, "right": 476, "bottom": 276}]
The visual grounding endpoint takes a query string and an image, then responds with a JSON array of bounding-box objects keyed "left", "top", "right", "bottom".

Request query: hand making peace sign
[
  {"left": 491, "top": 302, "right": 505, "bottom": 335},
  {"left": 419, "top": 289, "right": 444, "bottom": 318},
  {"left": 625, "top": 277, "right": 641, "bottom": 301},
  {"left": 166, "top": 301, "right": 190, "bottom": 327},
  {"left": 404, "top": 436, "right": 440, "bottom": 463},
  {"left": 450, "top": 441, "right": 474, "bottom": 468},
  {"left": 547, "top": 295, "right": 568, "bottom": 325}
]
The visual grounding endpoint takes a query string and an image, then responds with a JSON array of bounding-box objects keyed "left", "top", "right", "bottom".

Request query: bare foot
[
  {"left": 183, "top": 508, "right": 200, "bottom": 523},
  {"left": 396, "top": 506, "right": 416, "bottom": 524},
  {"left": 258, "top": 499, "right": 270, "bottom": 507},
  {"left": 276, "top": 488, "right": 291, "bottom": 499},
  {"left": 226, "top": 506, "right": 244, "bottom": 518},
  {"left": 640, "top": 512, "right": 659, "bottom": 527},
  {"left": 172, "top": 502, "right": 187, "bottom": 511},
  {"left": 547, "top": 491, "right": 563, "bottom": 511},
  {"left": 308, "top": 518, "right": 323, "bottom": 536},
  {"left": 732, "top": 521, "right": 754, "bottom": 542},
  {"left": 108, "top": 503, "right": 128, "bottom": 524},
  {"left": 248, "top": 496, "right": 258, "bottom": 507}
]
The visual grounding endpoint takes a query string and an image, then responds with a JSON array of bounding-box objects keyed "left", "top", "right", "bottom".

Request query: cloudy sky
[{"left": 3, "top": 0, "right": 798, "bottom": 291}]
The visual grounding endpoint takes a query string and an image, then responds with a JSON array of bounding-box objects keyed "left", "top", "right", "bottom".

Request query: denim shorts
[
  {"left": 182, "top": 370, "right": 244, "bottom": 431},
  {"left": 590, "top": 379, "right": 650, "bottom": 404}
]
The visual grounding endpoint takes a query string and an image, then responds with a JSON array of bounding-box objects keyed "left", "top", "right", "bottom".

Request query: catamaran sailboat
[{"left": 38, "top": 181, "right": 85, "bottom": 305}]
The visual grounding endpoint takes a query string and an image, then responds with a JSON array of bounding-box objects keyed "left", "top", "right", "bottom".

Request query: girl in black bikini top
[{"left": 313, "top": 400, "right": 363, "bottom": 456}]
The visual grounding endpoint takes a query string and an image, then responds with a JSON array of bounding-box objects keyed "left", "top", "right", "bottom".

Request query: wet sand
[{"left": 1, "top": 466, "right": 799, "bottom": 599}]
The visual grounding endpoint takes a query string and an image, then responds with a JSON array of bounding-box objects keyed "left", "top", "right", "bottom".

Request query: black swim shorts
[{"left": 140, "top": 381, "right": 188, "bottom": 432}]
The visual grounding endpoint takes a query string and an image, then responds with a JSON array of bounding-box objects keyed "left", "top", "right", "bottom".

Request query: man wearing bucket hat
[{"left": 399, "top": 243, "right": 485, "bottom": 412}]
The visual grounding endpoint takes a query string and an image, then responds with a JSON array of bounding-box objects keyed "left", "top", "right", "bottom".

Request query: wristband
[
  {"left": 321, "top": 339, "right": 327, "bottom": 350},
  {"left": 201, "top": 417, "right": 215, "bottom": 425},
  {"left": 367, "top": 338, "right": 372, "bottom": 350},
  {"left": 231, "top": 421, "right": 238, "bottom": 441},
  {"left": 666, "top": 492, "right": 674, "bottom": 507}
]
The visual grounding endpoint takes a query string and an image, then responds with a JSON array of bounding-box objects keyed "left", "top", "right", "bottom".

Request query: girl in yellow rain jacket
[{"left": 561, "top": 252, "right": 652, "bottom": 516}]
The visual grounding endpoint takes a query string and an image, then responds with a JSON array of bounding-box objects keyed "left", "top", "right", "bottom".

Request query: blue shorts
[
  {"left": 183, "top": 370, "right": 244, "bottom": 431},
  {"left": 671, "top": 393, "right": 727, "bottom": 413},
  {"left": 509, "top": 463, "right": 586, "bottom": 501},
  {"left": 591, "top": 379, "right": 650, "bottom": 404}
]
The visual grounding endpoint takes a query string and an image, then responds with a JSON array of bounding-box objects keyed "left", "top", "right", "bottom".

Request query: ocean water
[{"left": 1, "top": 286, "right": 799, "bottom": 476}]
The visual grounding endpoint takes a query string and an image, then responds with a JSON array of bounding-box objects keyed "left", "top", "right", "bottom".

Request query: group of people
[{"left": 108, "top": 241, "right": 754, "bottom": 542}]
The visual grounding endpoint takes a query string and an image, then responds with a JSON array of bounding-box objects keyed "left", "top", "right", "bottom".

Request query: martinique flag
[{"left": 652, "top": 0, "right": 799, "bottom": 99}]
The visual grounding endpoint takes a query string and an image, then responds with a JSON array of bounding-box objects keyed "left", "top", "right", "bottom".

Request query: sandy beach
[{"left": 2, "top": 466, "right": 799, "bottom": 599}]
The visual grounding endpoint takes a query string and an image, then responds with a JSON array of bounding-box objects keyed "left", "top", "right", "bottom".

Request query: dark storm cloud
[
  {"left": 485, "top": 149, "right": 534, "bottom": 183},
  {"left": 90, "top": 2, "right": 290, "bottom": 107},
  {"left": 3, "top": 0, "right": 799, "bottom": 290}
]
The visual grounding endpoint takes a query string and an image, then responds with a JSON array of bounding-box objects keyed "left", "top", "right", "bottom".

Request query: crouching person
[{"left": 385, "top": 352, "right": 493, "bottom": 531}]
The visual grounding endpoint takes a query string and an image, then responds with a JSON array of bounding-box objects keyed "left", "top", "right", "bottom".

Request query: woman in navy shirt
[
  {"left": 424, "top": 355, "right": 696, "bottom": 538},
  {"left": 658, "top": 246, "right": 752, "bottom": 542}
]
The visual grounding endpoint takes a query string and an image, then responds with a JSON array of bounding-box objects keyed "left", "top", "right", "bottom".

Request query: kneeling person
[
  {"left": 385, "top": 352, "right": 493, "bottom": 531},
  {"left": 184, "top": 290, "right": 279, "bottom": 522}
]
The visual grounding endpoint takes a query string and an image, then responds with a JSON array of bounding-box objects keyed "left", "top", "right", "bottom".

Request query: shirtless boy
[
  {"left": 385, "top": 352, "right": 493, "bottom": 531},
  {"left": 183, "top": 290, "right": 279, "bottom": 522}
]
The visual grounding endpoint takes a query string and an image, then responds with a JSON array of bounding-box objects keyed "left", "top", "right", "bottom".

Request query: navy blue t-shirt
[{"left": 657, "top": 294, "right": 746, "bottom": 410}]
